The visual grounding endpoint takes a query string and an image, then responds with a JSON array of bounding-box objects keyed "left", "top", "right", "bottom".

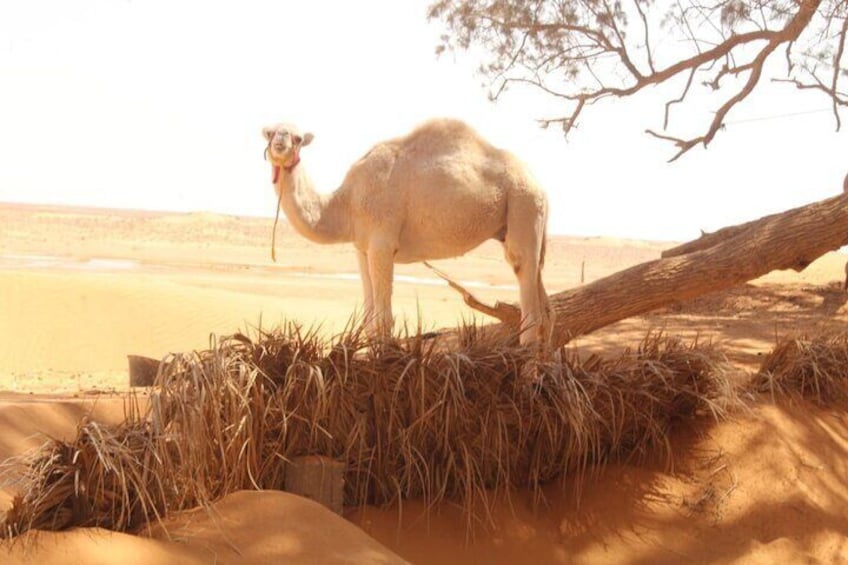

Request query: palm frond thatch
[
  {"left": 0, "top": 323, "right": 738, "bottom": 538},
  {"left": 753, "top": 333, "right": 848, "bottom": 404}
]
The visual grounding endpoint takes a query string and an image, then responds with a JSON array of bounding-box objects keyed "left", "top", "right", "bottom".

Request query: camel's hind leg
[{"left": 503, "top": 197, "right": 549, "bottom": 346}]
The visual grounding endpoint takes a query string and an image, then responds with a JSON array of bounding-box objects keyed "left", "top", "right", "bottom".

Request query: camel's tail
[
  {"left": 540, "top": 229, "right": 547, "bottom": 270},
  {"left": 538, "top": 230, "right": 548, "bottom": 306}
]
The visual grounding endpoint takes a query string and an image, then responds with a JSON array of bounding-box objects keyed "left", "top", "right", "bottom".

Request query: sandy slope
[
  {"left": 350, "top": 402, "right": 848, "bottom": 564},
  {"left": 2, "top": 491, "right": 406, "bottom": 565},
  {"left": 1, "top": 202, "right": 848, "bottom": 563}
]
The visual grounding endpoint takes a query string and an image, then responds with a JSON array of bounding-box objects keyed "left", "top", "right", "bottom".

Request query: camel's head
[{"left": 263, "top": 123, "right": 314, "bottom": 183}]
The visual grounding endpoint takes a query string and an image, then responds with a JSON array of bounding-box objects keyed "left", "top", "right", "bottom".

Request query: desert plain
[{"left": 1, "top": 201, "right": 848, "bottom": 563}]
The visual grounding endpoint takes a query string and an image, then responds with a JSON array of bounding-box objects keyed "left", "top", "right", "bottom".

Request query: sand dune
[
  {"left": 1, "top": 396, "right": 846, "bottom": 563},
  {"left": 3, "top": 491, "right": 406, "bottom": 565},
  {"left": 1, "top": 202, "right": 848, "bottom": 563}
]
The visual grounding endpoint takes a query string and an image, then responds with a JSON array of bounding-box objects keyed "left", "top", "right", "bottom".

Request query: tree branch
[
  {"left": 831, "top": 14, "right": 848, "bottom": 130},
  {"left": 664, "top": 67, "right": 698, "bottom": 130},
  {"left": 773, "top": 77, "right": 848, "bottom": 105},
  {"left": 423, "top": 261, "right": 521, "bottom": 326},
  {"left": 634, "top": 0, "right": 657, "bottom": 74},
  {"left": 430, "top": 0, "right": 836, "bottom": 158}
]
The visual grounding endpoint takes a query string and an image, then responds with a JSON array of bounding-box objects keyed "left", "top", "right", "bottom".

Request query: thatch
[
  {"left": 0, "top": 324, "right": 738, "bottom": 538},
  {"left": 752, "top": 333, "right": 848, "bottom": 404},
  {"left": 1, "top": 419, "right": 166, "bottom": 537}
]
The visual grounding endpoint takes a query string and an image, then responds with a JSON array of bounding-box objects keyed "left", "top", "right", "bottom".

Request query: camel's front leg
[
  {"left": 367, "top": 243, "right": 395, "bottom": 338},
  {"left": 356, "top": 250, "right": 375, "bottom": 328}
]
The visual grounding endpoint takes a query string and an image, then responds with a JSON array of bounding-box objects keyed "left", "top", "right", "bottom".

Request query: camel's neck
[{"left": 274, "top": 166, "right": 352, "bottom": 245}]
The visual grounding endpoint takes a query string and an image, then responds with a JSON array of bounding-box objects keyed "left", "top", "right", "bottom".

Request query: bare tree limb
[
  {"left": 664, "top": 67, "right": 698, "bottom": 130},
  {"left": 773, "top": 77, "right": 848, "bottom": 104},
  {"left": 430, "top": 0, "right": 843, "bottom": 157},
  {"left": 423, "top": 261, "right": 521, "bottom": 326},
  {"left": 634, "top": 0, "right": 656, "bottom": 74},
  {"left": 550, "top": 190, "right": 848, "bottom": 344},
  {"left": 644, "top": 129, "right": 708, "bottom": 162},
  {"left": 831, "top": 14, "right": 848, "bottom": 129}
]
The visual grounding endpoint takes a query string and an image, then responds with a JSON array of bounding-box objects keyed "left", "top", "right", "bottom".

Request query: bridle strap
[
  {"left": 283, "top": 149, "right": 300, "bottom": 172},
  {"left": 265, "top": 140, "right": 301, "bottom": 184}
]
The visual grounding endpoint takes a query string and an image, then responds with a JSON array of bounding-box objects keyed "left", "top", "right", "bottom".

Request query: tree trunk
[{"left": 447, "top": 191, "right": 848, "bottom": 348}]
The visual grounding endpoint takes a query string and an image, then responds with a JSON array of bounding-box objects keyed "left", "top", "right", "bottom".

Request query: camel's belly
[
  {"left": 393, "top": 222, "right": 498, "bottom": 263},
  {"left": 393, "top": 180, "right": 507, "bottom": 263}
]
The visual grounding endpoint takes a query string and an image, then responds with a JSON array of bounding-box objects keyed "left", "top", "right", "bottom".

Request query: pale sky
[{"left": 1, "top": 0, "right": 846, "bottom": 241}]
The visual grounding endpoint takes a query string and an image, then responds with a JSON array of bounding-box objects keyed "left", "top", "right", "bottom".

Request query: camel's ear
[
  {"left": 262, "top": 127, "right": 275, "bottom": 142},
  {"left": 301, "top": 132, "right": 314, "bottom": 147}
]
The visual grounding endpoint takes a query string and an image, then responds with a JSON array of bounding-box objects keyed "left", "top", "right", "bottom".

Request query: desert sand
[{"left": 1, "top": 201, "right": 848, "bottom": 563}]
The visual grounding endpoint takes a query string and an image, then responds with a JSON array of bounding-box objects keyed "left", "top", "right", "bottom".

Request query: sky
[{"left": 1, "top": 0, "right": 846, "bottom": 242}]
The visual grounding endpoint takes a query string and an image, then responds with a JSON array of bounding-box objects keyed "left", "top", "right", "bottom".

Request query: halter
[
  {"left": 264, "top": 138, "right": 301, "bottom": 263},
  {"left": 265, "top": 140, "right": 301, "bottom": 184}
]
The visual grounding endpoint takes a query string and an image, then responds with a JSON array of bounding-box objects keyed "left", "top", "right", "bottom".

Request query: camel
[{"left": 262, "top": 118, "right": 551, "bottom": 345}]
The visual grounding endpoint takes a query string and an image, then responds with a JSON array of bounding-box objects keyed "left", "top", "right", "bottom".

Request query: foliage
[
  {"left": 753, "top": 332, "right": 848, "bottom": 404},
  {"left": 428, "top": 0, "right": 848, "bottom": 160}
]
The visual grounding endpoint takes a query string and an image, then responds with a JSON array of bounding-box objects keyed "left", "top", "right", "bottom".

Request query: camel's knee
[{"left": 503, "top": 241, "right": 537, "bottom": 276}]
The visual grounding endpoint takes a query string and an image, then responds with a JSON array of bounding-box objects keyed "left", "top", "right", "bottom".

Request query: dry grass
[
  {"left": 1, "top": 400, "right": 166, "bottom": 537},
  {"left": 0, "top": 324, "right": 738, "bottom": 538},
  {"left": 753, "top": 333, "right": 848, "bottom": 404}
]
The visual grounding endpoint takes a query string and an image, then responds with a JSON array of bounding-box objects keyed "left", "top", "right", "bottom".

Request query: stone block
[{"left": 284, "top": 456, "right": 345, "bottom": 514}]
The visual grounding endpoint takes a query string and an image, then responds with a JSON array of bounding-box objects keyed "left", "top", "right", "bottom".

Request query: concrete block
[
  {"left": 284, "top": 455, "right": 345, "bottom": 514},
  {"left": 128, "top": 354, "right": 161, "bottom": 387}
]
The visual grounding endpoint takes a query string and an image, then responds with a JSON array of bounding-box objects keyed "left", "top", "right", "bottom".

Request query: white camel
[{"left": 262, "top": 118, "right": 551, "bottom": 345}]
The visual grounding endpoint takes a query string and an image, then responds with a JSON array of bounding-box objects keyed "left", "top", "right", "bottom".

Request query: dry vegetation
[
  {"left": 0, "top": 324, "right": 744, "bottom": 538},
  {"left": 753, "top": 333, "right": 848, "bottom": 404}
]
